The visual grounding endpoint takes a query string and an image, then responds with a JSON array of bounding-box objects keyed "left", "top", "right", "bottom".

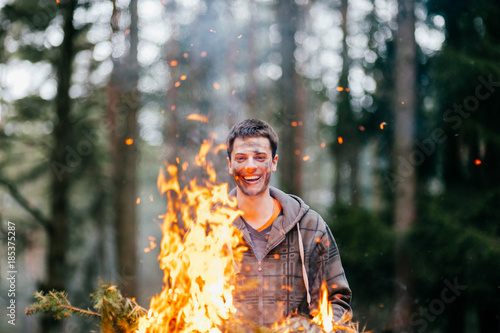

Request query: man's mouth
[{"left": 242, "top": 175, "right": 261, "bottom": 183}]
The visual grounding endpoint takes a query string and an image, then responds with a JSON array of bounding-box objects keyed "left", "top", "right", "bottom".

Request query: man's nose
[{"left": 244, "top": 157, "right": 257, "bottom": 170}]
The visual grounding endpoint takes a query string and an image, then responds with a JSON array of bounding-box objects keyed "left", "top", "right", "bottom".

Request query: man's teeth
[{"left": 244, "top": 176, "right": 260, "bottom": 180}]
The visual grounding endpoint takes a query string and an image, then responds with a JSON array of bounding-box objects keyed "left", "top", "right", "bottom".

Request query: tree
[
  {"left": 108, "top": 0, "right": 140, "bottom": 298},
  {"left": 277, "top": 0, "right": 305, "bottom": 196},
  {"left": 391, "top": 0, "right": 417, "bottom": 332}
]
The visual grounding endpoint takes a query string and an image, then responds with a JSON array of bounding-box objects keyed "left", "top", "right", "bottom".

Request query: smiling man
[{"left": 226, "top": 119, "right": 352, "bottom": 328}]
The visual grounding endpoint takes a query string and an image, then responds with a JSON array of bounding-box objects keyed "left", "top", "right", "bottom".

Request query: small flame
[{"left": 312, "top": 281, "right": 334, "bottom": 332}]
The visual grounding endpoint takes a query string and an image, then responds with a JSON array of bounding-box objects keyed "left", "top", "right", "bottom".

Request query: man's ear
[
  {"left": 227, "top": 157, "right": 233, "bottom": 174},
  {"left": 271, "top": 154, "right": 278, "bottom": 172}
]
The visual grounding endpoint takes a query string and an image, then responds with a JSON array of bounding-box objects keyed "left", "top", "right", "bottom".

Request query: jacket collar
[{"left": 229, "top": 186, "right": 310, "bottom": 237}]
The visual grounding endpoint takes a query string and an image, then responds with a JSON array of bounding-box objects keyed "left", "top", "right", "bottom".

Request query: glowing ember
[
  {"left": 186, "top": 114, "right": 209, "bottom": 123},
  {"left": 180, "top": 75, "right": 187, "bottom": 81},
  {"left": 137, "top": 141, "right": 246, "bottom": 333},
  {"left": 125, "top": 138, "right": 134, "bottom": 145},
  {"left": 303, "top": 155, "right": 310, "bottom": 161},
  {"left": 380, "top": 122, "right": 387, "bottom": 130},
  {"left": 337, "top": 87, "right": 344, "bottom": 92},
  {"left": 338, "top": 136, "right": 344, "bottom": 144},
  {"left": 170, "top": 60, "right": 178, "bottom": 67},
  {"left": 474, "top": 159, "right": 482, "bottom": 165},
  {"left": 213, "top": 82, "right": 220, "bottom": 90}
]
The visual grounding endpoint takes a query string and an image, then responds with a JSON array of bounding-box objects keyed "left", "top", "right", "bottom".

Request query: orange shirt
[{"left": 256, "top": 198, "right": 282, "bottom": 232}]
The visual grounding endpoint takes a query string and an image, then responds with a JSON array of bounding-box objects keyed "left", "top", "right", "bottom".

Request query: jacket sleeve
[{"left": 308, "top": 215, "right": 352, "bottom": 322}]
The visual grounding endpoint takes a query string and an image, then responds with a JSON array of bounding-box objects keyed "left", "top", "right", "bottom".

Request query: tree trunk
[
  {"left": 334, "top": 0, "right": 359, "bottom": 206},
  {"left": 277, "top": 0, "right": 304, "bottom": 196},
  {"left": 109, "top": 0, "right": 140, "bottom": 298},
  {"left": 44, "top": 0, "right": 77, "bottom": 331},
  {"left": 392, "top": 0, "right": 417, "bottom": 332}
]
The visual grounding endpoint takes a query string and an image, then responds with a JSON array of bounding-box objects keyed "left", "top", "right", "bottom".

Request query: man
[{"left": 226, "top": 119, "right": 352, "bottom": 328}]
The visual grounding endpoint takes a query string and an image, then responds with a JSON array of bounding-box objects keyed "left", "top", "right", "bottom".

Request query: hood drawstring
[{"left": 297, "top": 223, "right": 311, "bottom": 307}]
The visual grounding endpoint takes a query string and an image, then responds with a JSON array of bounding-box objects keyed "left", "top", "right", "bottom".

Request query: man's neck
[{"left": 237, "top": 189, "right": 274, "bottom": 230}]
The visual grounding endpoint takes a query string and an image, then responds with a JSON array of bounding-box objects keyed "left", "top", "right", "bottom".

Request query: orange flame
[
  {"left": 137, "top": 141, "right": 246, "bottom": 333},
  {"left": 312, "top": 281, "right": 334, "bottom": 331}
]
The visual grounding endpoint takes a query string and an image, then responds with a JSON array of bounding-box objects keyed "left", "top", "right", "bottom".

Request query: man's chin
[{"left": 237, "top": 185, "right": 266, "bottom": 197}]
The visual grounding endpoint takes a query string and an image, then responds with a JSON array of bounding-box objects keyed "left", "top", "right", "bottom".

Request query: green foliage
[
  {"left": 329, "top": 205, "right": 394, "bottom": 302},
  {"left": 25, "top": 290, "right": 100, "bottom": 320},
  {"left": 26, "top": 282, "right": 147, "bottom": 333}
]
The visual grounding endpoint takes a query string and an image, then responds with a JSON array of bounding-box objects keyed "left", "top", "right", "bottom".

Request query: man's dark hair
[{"left": 226, "top": 119, "right": 279, "bottom": 160}]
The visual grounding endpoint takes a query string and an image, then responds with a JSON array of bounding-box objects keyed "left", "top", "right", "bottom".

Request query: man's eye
[{"left": 256, "top": 156, "right": 266, "bottom": 161}]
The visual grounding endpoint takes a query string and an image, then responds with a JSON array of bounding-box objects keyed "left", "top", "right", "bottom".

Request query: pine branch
[{"left": 25, "top": 290, "right": 100, "bottom": 320}]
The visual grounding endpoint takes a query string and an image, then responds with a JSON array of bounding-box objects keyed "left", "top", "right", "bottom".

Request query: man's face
[{"left": 228, "top": 137, "right": 278, "bottom": 197}]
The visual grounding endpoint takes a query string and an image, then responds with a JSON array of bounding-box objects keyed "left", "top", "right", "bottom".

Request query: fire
[
  {"left": 312, "top": 282, "right": 334, "bottom": 331},
  {"left": 137, "top": 140, "right": 246, "bottom": 333},
  {"left": 310, "top": 281, "right": 359, "bottom": 333}
]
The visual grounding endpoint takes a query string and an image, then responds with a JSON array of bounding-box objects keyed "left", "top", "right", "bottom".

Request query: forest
[{"left": 0, "top": 0, "right": 499, "bottom": 332}]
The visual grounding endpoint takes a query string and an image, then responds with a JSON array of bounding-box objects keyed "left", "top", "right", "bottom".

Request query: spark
[
  {"left": 238, "top": 34, "right": 243, "bottom": 39},
  {"left": 232, "top": 89, "right": 236, "bottom": 95},
  {"left": 380, "top": 122, "right": 387, "bottom": 130},
  {"left": 125, "top": 138, "right": 134, "bottom": 145},
  {"left": 213, "top": 82, "right": 220, "bottom": 90},
  {"left": 174, "top": 81, "right": 181, "bottom": 87},
  {"left": 201, "top": 51, "right": 207, "bottom": 57},
  {"left": 337, "top": 87, "right": 344, "bottom": 92},
  {"left": 474, "top": 159, "right": 482, "bottom": 165},
  {"left": 125, "top": 29, "right": 130, "bottom": 35},
  {"left": 171, "top": 105, "right": 176, "bottom": 111},
  {"left": 210, "top": 29, "right": 216, "bottom": 33},
  {"left": 338, "top": 136, "right": 343, "bottom": 144},
  {"left": 183, "top": 53, "right": 189, "bottom": 58},
  {"left": 180, "top": 75, "right": 187, "bottom": 80},
  {"left": 136, "top": 197, "right": 141, "bottom": 204},
  {"left": 291, "top": 121, "right": 298, "bottom": 127},
  {"left": 303, "top": 156, "right": 310, "bottom": 161},
  {"left": 170, "top": 60, "right": 178, "bottom": 67},
  {"left": 359, "top": 125, "right": 365, "bottom": 131},
  {"left": 320, "top": 142, "right": 326, "bottom": 148},
  {"left": 295, "top": 150, "right": 301, "bottom": 155}
]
